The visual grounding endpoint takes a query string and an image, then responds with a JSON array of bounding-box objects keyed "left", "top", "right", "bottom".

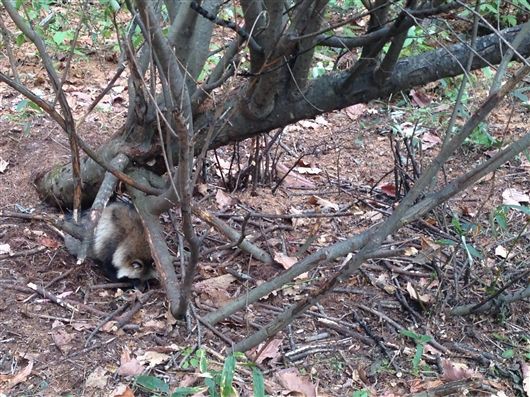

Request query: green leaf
[
  {"left": 135, "top": 375, "right": 170, "bottom": 393},
  {"left": 502, "top": 349, "right": 514, "bottom": 359},
  {"left": 412, "top": 343, "right": 424, "bottom": 372},
  {"left": 15, "top": 33, "right": 27, "bottom": 46},
  {"left": 52, "top": 31, "right": 69, "bottom": 46},
  {"left": 252, "top": 366, "right": 265, "bottom": 397},
  {"left": 436, "top": 239, "right": 456, "bottom": 246},
  {"left": 221, "top": 355, "right": 236, "bottom": 397},
  {"left": 502, "top": 205, "right": 530, "bottom": 216},
  {"left": 353, "top": 389, "right": 369, "bottom": 397},
  {"left": 198, "top": 349, "right": 208, "bottom": 373},
  {"left": 464, "top": 244, "right": 483, "bottom": 260},
  {"left": 171, "top": 387, "right": 204, "bottom": 397}
]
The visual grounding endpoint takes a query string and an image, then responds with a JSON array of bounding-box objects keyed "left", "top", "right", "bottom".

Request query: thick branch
[{"left": 195, "top": 25, "right": 530, "bottom": 151}]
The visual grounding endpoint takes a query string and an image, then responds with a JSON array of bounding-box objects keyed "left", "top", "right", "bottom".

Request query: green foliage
[
  {"left": 489, "top": 206, "right": 509, "bottom": 237},
  {"left": 133, "top": 349, "right": 265, "bottom": 397},
  {"left": 328, "top": 0, "right": 365, "bottom": 13},
  {"left": 451, "top": 215, "right": 483, "bottom": 260},
  {"left": 462, "top": 0, "right": 530, "bottom": 28},
  {"left": 400, "top": 329, "right": 433, "bottom": 375},
  {"left": 13, "top": 0, "right": 125, "bottom": 55},
  {"left": 352, "top": 390, "right": 370, "bottom": 397},
  {"left": 465, "top": 122, "right": 499, "bottom": 149}
]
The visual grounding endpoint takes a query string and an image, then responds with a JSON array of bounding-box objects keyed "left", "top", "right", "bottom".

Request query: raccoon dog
[{"left": 65, "top": 203, "right": 156, "bottom": 282}]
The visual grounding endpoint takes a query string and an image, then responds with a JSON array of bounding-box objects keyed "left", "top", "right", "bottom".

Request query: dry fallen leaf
[
  {"left": 421, "top": 132, "right": 442, "bottom": 150},
  {"left": 117, "top": 349, "right": 145, "bottom": 377},
  {"left": 406, "top": 282, "right": 432, "bottom": 304},
  {"left": 52, "top": 328, "right": 74, "bottom": 355},
  {"left": 276, "top": 163, "right": 316, "bottom": 189},
  {"left": 502, "top": 188, "right": 530, "bottom": 206},
  {"left": 521, "top": 360, "right": 530, "bottom": 396},
  {"left": 343, "top": 103, "right": 367, "bottom": 120},
  {"left": 0, "top": 158, "right": 9, "bottom": 173},
  {"left": 215, "top": 189, "right": 237, "bottom": 211},
  {"left": 137, "top": 351, "right": 171, "bottom": 368},
  {"left": 442, "top": 359, "right": 479, "bottom": 381},
  {"left": 275, "top": 367, "right": 317, "bottom": 397},
  {"left": 0, "top": 360, "right": 33, "bottom": 392},
  {"left": 85, "top": 366, "right": 109, "bottom": 389},
  {"left": 495, "top": 245, "right": 508, "bottom": 259},
  {"left": 274, "top": 252, "right": 297, "bottom": 269},
  {"left": 404, "top": 247, "right": 418, "bottom": 256},
  {"left": 307, "top": 195, "right": 339, "bottom": 212},
  {"left": 255, "top": 338, "right": 283, "bottom": 364},
  {"left": 111, "top": 384, "right": 135, "bottom": 397},
  {"left": 194, "top": 274, "right": 236, "bottom": 305},
  {"left": 410, "top": 89, "right": 432, "bottom": 107},
  {"left": 0, "top": 244, "right": 12, "bottom": 255}
]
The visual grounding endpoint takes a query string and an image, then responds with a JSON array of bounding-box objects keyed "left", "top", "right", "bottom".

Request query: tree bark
[{"left": 34, "top": 25, "right": 530, "bottom": 208}]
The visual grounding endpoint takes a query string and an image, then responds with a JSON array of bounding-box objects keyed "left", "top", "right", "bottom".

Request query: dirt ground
[{"left": 1, "top": 18, "right": 530, "bottom": 397}]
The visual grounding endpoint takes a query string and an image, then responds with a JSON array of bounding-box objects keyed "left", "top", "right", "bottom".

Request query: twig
[
  {"left": 26, "top": 282, "right": 79, "bottom": 312},
  {"left": 0, "top": 246, "right": 46, "bottom": 260}
]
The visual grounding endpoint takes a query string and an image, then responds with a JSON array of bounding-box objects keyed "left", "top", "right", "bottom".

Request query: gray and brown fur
[{"left": 65, "top": 203, "right": 156, "bottom": 282}]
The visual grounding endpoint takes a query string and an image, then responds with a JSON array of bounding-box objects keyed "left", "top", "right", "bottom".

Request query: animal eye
[{"left": 131, "top": 260, "right": 144, "bottom": 269}]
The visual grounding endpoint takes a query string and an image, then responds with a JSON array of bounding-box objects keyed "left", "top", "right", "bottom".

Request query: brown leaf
[
  {"left": 442, "top": 359, "right": 478, "bottom": 381},
  {"left": 307, "top": 195, "right": 339, "bottom": 212},
  {"left": 111, "top": 384, "right": 135, "bottom": 397},
  {"left": 275, "top": 367, "right": 317, "bottom": 397},
  {"left": 502, "top": 188, "right": 530, "bottom": 206},
  {"left": 274, "top": 252, "right": 297, "bottom": 269},
  {"left": 410, "top": 89, "right": 432, "bottom": 107},
  {"left": 215, "top": 189, "right": 237, "bottom": 211},
  {"left": 52, "top": 328, "right": 74, "bottom": 355},
  {"left": 194, "top": 274, "right": 236, "bottom": 305},
  {"left": 255, "top": 338, "right": 283, "bottom": 364},
  {"left": 38, "top": 236, "right": 61, "bottom": 249},
  {"left": 276, "top": 163, "right": 316, "bottom": 189},
  {"left": 0, "top": 360, "right": 33, "bottom": 392},
  {"left": 379, "top": 183, "right": 397, "bottom": 198},
  {"left": 137, "top": 351, "right": 171, "bottom": 368},
  {"left": 117, "top": 349, "right": 145, "bottom": 377},
  {"left": 85, "top": 366, "right": 109, "bottom": 389},
  {"left": 421, "top": 132, "right": 442, "bottom": 150},
  {"left": 343, "top": 104, "right": 367, "bottom": 120},
  {"left": 406, "top": 282, "right": 432, "bottom": 304}
]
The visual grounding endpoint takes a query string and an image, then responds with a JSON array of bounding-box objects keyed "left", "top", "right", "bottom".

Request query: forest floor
[{"left": 1, "top": 10, "right": 530, "bottom": 397}]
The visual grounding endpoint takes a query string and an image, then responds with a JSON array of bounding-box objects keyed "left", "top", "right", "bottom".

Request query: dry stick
[
  {"left": 25, "top": 282, "right": 79, "bottom": 312},
  {"left": 0, "top": 16, "right": 20, "bottom": 82},
  {"left": 229, "top": 69, "right": 530, "bottom": 352},
  {"left": 451, "top": 269, "right": 530, "bottom": 316},
  {"left": 410, "top": 379, "right": 490, "bottom": 397},
  {"left": 0, "top": 246, "right": 46, "bottom": 260},
  {"left": 0, "top": 211, "right": 84, "bottom": 240},
  {"left": 22, "top": 267, "right": 77, "bottom": 304},
  {"left": 205, "top": 131, "right": 530, "bottom": 330},
  {"left": 3, "top": 2, "right": 83, "bottom": 220},
  {"left": 193, "top": 206, "right": 273, "bottom": 264},
  {"left": 351, "top": 310, "right": 399, "bottom": 372},
  {"left": 90, "top": 282, "right": 134, "bottom": 290},
  {"left": 356, "top": 303, "right": 449, "bottom": 355},
  {"left": 115, "top": 290, "right": 156, "bottom": 328},
  {"left": 85, "top": 300, "right": 132, "bottom": 346},
  {"left": 195, "top": 316, "right": 235, "bottom": 347}
]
